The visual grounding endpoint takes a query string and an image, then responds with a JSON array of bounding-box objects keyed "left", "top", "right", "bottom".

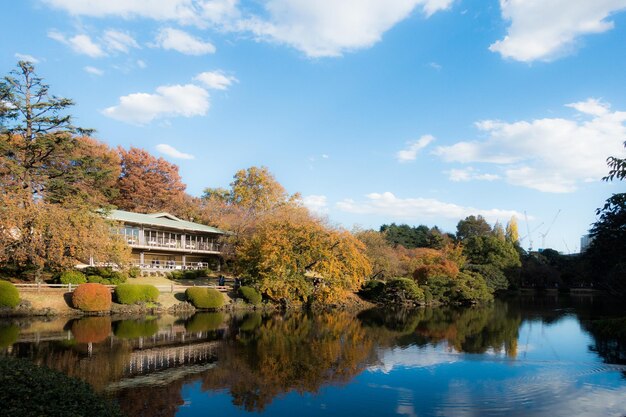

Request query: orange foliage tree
[{"left": 114, "top": 147, "right": 187, "bottom": 214}]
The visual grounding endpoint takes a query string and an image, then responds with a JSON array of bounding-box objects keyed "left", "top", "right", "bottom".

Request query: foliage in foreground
[
  {"left": 72, "top": 283, "right": 112, "bottom": 312},
  {"left": 0, "top": 280, "right": 20, "bottom": 308},
  {"left": 114, "top": 283, "right": 159, "bottom": 304},
  {"left": 186, "top": 287, "right": 224, "bottom": 309},
  {"left": 0, "top": 356, "right": 123, "bottom": 417}
]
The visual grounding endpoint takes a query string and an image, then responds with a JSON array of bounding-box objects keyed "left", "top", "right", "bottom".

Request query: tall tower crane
[
  {"left": 524, "top": 211, "right": 534, "bottom": 252},
  {"left": 539, "top": 209, "right": 562, "bottom": 250}
]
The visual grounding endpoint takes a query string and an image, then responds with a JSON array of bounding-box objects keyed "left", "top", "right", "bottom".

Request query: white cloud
[
  {"left": 102, "top": 29, "right": 139, "bottom": 53},
  {"left": 447, "top": 167, "right": 499, "bottom": 182},
  {"left": 490, "top": 0, "right": 626, "bottom": 62},
  {"left": 14, "top": 53, "right": 39, "bottom": 63},
  {"left": 48, "top": 30, "right": 105, "bottom": 57},
  {"left": 43, "top": 0, "right": 206, "bottom": 24},
  {"left": 239, "top": 0, "right": 454, "bottom": 57},
  {"left": 302, "top": 195, "right": 329, "bottom": 214},
  {"left": 434, "top": 99, "right": 626, "bottom": 193},
  {"left": 136, "top": 59, "right": 147, "bottom": 68},
  {"left": 154, "top": 28, "right": 216, "bottom": 55},
  {"left": 194, "top": 71, "right": 237, "bottom": 90},
  {"left": 156, "top": 143, "right": 195, "bottom": 159},
  {"left": 336, "top": 191, "right": 522, "bottom": 222},
  {"left": 44, "top": 0, "right": 453, "bottom": 58},
  {"left": 84, "top": 66, "right": 104, "bottom": 76},
  {"left": 396, "top": 135, "right": 435, "bottom": 162},
  {"left": 103, "top": 84, "right": 210, "bottom": 125},
  {"left": 428, "top": 61, "right": 442, "bottom": 70}
]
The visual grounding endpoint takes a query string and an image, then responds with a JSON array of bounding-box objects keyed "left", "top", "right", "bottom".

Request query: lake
[{"left": 1, "top": 294, "right": 625, "bottom": 417}]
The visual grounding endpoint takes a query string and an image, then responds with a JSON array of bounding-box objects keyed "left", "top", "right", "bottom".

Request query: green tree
[
  {"left": 0, "top": 61, "right": 104, "bottom": 204},
  {"left": 587, "top": 140, "right": 626, "bottom": 294},
  {"left": 456, "top": 215, "right": 492, "bottom": 241}
]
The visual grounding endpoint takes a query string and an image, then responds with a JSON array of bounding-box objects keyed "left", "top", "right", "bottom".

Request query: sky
[{"left": 3, "top": 0, "right": 626, "bottom": 253}]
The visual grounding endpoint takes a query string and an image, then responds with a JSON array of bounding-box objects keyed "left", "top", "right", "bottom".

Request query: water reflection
[{"left": 0, "top": 295, "right": 625, "bottom": 417}]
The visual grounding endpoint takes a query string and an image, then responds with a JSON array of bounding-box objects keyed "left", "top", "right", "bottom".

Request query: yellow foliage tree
[{"left": 235, "top": 207, "right": 371, "bottom": 304}]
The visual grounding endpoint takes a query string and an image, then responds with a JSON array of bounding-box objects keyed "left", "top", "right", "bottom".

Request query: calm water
[{"left": 1, "top": 294, "right": 626, "bottom": 417}]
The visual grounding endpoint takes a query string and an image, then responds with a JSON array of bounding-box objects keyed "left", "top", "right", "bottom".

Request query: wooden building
[{"left": 108, "top": 210, "right": 226, "bottom": 271}]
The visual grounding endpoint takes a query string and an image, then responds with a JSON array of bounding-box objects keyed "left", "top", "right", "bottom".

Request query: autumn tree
[
  {"left": 114, "top": 147, "right": 187, "bottom": 214},
  {"left": 0, "top": 189, "right": 130, "bottom": 279},
  {"left": 235, "top": 207, "right": 371, "bottom": 305},
  {"left": 505, "top": 216, "right": 519, "bottom": 244},
  {"left": 354, "top": 229, "right": 401, "bottom": 280}
]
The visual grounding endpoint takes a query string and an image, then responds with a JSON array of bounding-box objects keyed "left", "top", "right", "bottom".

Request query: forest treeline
[{"left": 1, "top": 62, "right": 624, "bottom": 306}]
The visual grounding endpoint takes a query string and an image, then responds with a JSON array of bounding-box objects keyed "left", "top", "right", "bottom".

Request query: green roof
[{"left": 107, "top": 210, "right": 226, "bottom": 234}]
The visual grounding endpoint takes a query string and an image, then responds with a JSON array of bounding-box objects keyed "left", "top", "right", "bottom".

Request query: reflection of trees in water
[
  {"left": 580, "top": 318, "right": 626, "bottom": 372},
  {"left": 199, "top": 312, "right": 378, "bottom": 412},
  {"left": 359, "top": 301, "right": 522, "bottom": 358},
  {"left": 116, "top": 380, "right": 187, "bottom": 417}
]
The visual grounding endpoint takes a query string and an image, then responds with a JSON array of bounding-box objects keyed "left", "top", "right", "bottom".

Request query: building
[
  {"left": 580, "top": 234, "right": 593, "bottom": 253},
  {"left": 107, "top": 210, "right": 226, "bottom": 271}
]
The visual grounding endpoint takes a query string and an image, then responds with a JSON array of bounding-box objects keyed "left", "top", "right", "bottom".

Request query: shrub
[
  {"left": 239, "top": 286, "right": 262, "bottom": 305},
  {"left": 0, "top": 357, "right": 123, "bottom": 417},
  {"left": 87, "top": 275, "right": 104, "bottom": 284},
  {"left": 72, "top": 283, "right": 112, "bottom": 312},
  {"left": 185, "top": 313, "right": 224, "bottom": 332},
  {"left": 186, "top": 287, "right": 224, "bottom": 309},
  {"left": 379, "top": 278, "right": 425, "bottom": 306},
  {"left": 71, "top": 317, "right": 111, "bottom": 343},
  {"left": 0, "top": 281, "right": 20, "bottom": 308},
  {"left": 59, "top": 270, "right": 87, "bottom": 285},
  {"left": 167, "top": 270, "right": 184, "bottom": 280},
  {"left": 359, "top": 279, "right": 386, "bottom": 301},
  {"left": 127, "top": 266, "right": 141, "bottom": 278},
  {"left": 184, "top": 270, "right": 199, "bottom": 280},
  {"left": 114, "top": 319, "right": 159, "bottom": 339},
  {"left": 0, "top": 324, "right": 19, "bottom": 348},
  {"left": 82, "top": 267, "right": 127, "bottom": 285},
  {"left": 114, "top": 284, "right": 160, "bottom": 305}
]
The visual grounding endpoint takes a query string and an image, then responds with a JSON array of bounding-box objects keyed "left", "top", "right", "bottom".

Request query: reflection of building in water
[{"left": 7, "top": 323, "right": 225, "bottom": 392}]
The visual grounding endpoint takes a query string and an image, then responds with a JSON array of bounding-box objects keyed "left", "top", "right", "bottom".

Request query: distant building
[
  {"left": 580, "top": 234, "right": 593, "bottom": 253},
  {"left": 107, "top": 210, "right": 226, "bottom": 271}
]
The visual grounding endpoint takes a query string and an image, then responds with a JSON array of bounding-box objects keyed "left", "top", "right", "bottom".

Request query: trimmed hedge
[
  {"left": 72, "top": 283, "right": 112, "bottom": 312},
  {"left": 0, "top": 281, "right": 20, "bottom": 308},
  {"left": 185, "top": 313, "right": 224, "bottom": 332},
  {"left": 59, "top": 270, "right": 87, "bottom": 285},
  {"left": 71, "top": 317, "right": 111, "bottom": 343},
  {"left": 114, "top": 284, "right": 159, "bottom": 305},
  {"left": 359, "top": 279, "right": 386, "bottom": 301},
  {"left": 379, "top": 278, "right": 425, "bottom": 306},
  {"left": 239, "top": 286, "right": 262, "bottom": 305},
  {"left": 0, "top": 357, "right": 123, "bottom": 417},
  {"left": 114, "top": 319, "right": 159, "bottom": 339},
  {"left": 186, "top": 287, "right": 224, "bottom": 309}
]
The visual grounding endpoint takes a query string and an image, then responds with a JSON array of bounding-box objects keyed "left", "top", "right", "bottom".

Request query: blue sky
[{"left": 3, "top": 0, "right": 626, "bottom": 253}]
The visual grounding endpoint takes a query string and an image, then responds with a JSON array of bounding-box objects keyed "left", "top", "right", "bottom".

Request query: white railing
[{"left": 134, "top": 261, "right": 211, "bottom": 271}]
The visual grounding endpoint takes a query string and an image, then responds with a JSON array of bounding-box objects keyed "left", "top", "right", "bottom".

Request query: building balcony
[{"left": 127, "top": 239, "right": 222, "bottom": 254}]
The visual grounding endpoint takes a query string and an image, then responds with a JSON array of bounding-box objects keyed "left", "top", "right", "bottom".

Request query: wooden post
[
  {"left": 69, "top": 283, "right": 72, "bottom": 292},
  {"left": 37, "top": 281, "right": 41, "bottom": 293},
  {"left": 171, "top": 284, "right": 174, "bottom": 293}
]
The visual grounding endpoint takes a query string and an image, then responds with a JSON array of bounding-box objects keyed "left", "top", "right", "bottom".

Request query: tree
[
  {"left": 354, "top": 229, "right": 401, "bottom": 280},
  {"left": 235, "top": 207, "right": 371, "bottom": 305},
  {"left": 456, "top": 215, "right": 492, "bottom": 241},
  {"left": 0, "top": 62, "right": 117, "bottom": 206},
  {"left": 230, "top": 166, "right": 299, "bottom": 213},
  {"left": 587, "top": 140, "right": 626, "bottom": 294},
  {"left": 0, "top": 190, "right": 130, "bottom": 279},
  {"left": 505, "top": 216, "right": 519, "bottom": 244},
  {"left": 114, "top": 147, "right": 187, "bottom": 213}
]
